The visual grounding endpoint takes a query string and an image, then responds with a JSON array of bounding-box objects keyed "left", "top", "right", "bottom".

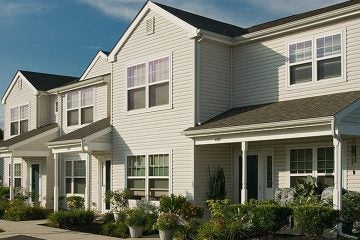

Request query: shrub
[
  {"left": 101, "top": 222, "right": 129, "bottom": 238},
  {"left": 160, "top": 194, "right": 187, "bottom": 214},
  {"left": 155, "top": 212, "right": 178, "bottom": 230},
  {"left": 105, "top": 189, "right": 130, "bottom": 211},
  {"left": 342, "top": 191, "right": 360, "bottom": 224},
  {"left": 48, "top": 209, "right": 95, "bottom": 228},
  {"left": 293, "top": 204, "right": 339, "bottom": 236},
  {"left": 101, "top": 212, "right": 115, "bottom": 224},
  {"left": 0, "top": 200, "right": 10, "bottom": 219},
  {"left": 125, "top": 208, "right": 147, "bottom": 227},
  {"left": 178, "top": 202, "right": 204, "bottom": 221},
  {"left": 197, "top": 221, "right": 225, "bottom": 240},
  {"left": 0, "top": 187, "right": 10, "bottom": 200},
  {"left": 175, "top": 218, "right": 202, "bottom": 240},
  {"left": 4, "top": 201, "right": 50, "bottom": 221},
  {"left": 66, "top": 196, "right": 84, "bottom": 209}
]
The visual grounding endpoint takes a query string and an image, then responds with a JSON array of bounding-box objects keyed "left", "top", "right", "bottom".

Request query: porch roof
[
  {"left": 186, "top": 91, "right": 360, "bottom": 134},
  {"left": 0, "top": 124, "right": 58, "bottom": 149}
]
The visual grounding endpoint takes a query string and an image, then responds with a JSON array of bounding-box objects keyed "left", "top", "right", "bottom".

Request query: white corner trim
[
  {"left": 2, "top": 71, "right": 38, "bottom": 104},
  {"left": 80, "top": 51, "right": 109, "bottom": 81},
  {"left": 108, "top": 1, "right": 198, "bottom": 62}
]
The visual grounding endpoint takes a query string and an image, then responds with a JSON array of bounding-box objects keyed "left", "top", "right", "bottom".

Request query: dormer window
[
  {"left": 67, "top": 87, "right": 94, "bottom": 126},
  {"left": 10, "top": 105, "right": 29, "bottom": 136},
  {"left": 287, "top": 32, "right": 343, "bottom": 87}
]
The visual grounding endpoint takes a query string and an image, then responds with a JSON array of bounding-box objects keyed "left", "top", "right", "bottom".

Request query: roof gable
[{"left": 79, "top": 51, "right": 109, "bottom": 81}]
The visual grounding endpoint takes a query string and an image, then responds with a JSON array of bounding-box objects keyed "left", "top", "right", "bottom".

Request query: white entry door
[{"left": 101, "top": 160, "right": 111, "bottom": 212}]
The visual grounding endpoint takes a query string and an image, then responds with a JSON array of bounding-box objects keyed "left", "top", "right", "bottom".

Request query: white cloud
[
  {"left": 0, "top": 0, "right": 47, "bottom": 18},
  {"left": 245, "top": 0, "right": 346, "bottom": 16}
]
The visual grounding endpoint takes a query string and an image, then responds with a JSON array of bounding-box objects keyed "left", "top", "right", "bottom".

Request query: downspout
[
  {"left": 331, "top": 119, "right": 358, "bottom": 239},
  {"left": 195, "top": 32, "right": 204, "bottom": 126}
]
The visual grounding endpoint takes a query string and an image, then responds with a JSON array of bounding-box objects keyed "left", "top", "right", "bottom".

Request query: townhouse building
[{"left": 2, "top": 0, "right": 360, "bottom": 211}]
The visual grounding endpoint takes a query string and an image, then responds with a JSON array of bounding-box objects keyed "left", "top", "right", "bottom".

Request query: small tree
[
  {"left": 207, "top": 165, "right": 227, "bottom": 200},
  {"left": 105, "top": 189, "right": 130, "bottom": 211}
]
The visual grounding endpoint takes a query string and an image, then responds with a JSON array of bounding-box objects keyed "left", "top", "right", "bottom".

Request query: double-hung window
[
  {"left": 10, "top": 105, "right": 29, "bottom": 136},
  {"left": 289, "top": 147, "right": 334, "bottom": 187},
  {"left": 67, "top": 88, "right": 94, "bottom": 126},
  {"left": 65, "top": 159, "right": 86, "bottom": 195},
  {"left": 9, "top": 163, "right": 22, "bottom": 187},
  {"left": 127, "top": 56, "right": 170, "bottom": 111},
  {"left": 288, "top": 32, "right": 343, "bottom": 86},
  {"left": 127, "top": 153, "right": 169, "bottom": 201}
]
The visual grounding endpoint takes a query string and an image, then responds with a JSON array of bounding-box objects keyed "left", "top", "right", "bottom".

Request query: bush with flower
[{"left": 154, "top": 212, "right": 179, "bottom": 230}]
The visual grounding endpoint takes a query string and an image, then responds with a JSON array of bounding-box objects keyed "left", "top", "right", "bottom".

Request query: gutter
[{"left": 48, "top": 75, "right": 106, "bottom": 94}]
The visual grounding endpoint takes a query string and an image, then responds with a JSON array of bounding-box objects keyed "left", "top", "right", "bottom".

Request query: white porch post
[
  {"left": 241, "top": 141, "right": 248, "bottom": 204},
  {"left": 54, "top": 153, "right": 59, "bottom": 212},
  {"left": 9, "top": 155, "right": 14, "bottom": 201},
  {"left": 85, "top": 153, "right": 91, "bottom": 210},
  {"left": 333, "top": 137, "right": 343, "bottom": 210}
]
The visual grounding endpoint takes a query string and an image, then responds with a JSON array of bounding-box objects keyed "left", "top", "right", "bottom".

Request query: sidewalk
[{"left": 0, "top": 220, "right": 160, "bottom": 240}]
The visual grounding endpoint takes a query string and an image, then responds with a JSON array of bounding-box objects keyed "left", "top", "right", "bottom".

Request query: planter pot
[
  {"left": 113, "top": 212, "right": 120, "bottom": 222},
  {"left": 129, "top": 226, "right": 143, "bottom": 238},
  {"left": 159, "top": 230, "right": 174, "bottom": 240},
  {"left": 342, "top": 222, "right": 353, "bottom": 234}
]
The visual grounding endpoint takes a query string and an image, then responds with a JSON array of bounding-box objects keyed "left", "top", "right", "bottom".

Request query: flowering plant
[{"left": 154, "top": 212, "right": 179, "bottom": 230}]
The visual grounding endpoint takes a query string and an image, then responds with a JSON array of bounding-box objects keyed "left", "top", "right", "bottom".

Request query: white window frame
[
  {"left": 65, "top": 158, "right": 86, "bottom": 196},
  {"left": 286, "top": 145, "right": 335, "bottom": 187},
  {"left": 10, "top": 104, "right": 29, "bottom": 136},
  {"left": 66, "top": 87, "right": 95, "bottom": 127},
  {"left": 9, "top": 162, "right": 22, "bottom": 188},
  {"left": 125, "top": 53, "right": 173, "bottom": 115},
  {"left": 125, "top": 150, "right": 172, "bottom": 202},
  {"left": 286, "top": 30, "right": 346, "bottom": 89}
]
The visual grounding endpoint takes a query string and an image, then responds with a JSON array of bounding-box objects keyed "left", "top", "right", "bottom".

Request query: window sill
[
  {"left": 126, "top": 104, "right": 172, "bottom": 116},
  {"left": 66, "top": 123, "right": 91, "bottom": 130}
]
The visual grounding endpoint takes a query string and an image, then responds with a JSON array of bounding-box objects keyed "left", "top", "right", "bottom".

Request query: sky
[{"left": 0, "top": 0, "right": 347, "bottom": 128}]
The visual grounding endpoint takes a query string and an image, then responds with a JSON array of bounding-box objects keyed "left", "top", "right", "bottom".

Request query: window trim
[
  {"left": 286, "top": 30, "right": 346, "bottom": 90},
  {"left": 125, "top": 150, "right": 172, "bottom": 202},
  {"left": 9, "top": 162, "right": 22, "bottom": 188},
  {"left": 64, "top": 158, "right": 86, "bottom": 196},
  {"left": 66, "top": 87, "right": 95, "bottom": 127},
  {"left": 10, "top": 104, "right": 29, "bottom": 136},
  {"left": 125, "top": 53, "right": 173, "bottom": 115},
  {"left": 286, "top": 145, "right": 334, "bottom": 187}
]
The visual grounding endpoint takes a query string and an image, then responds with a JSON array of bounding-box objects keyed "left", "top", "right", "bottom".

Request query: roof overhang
[
  {"left": 79, "top": 51, "right": 109, "bottom": 81},
  {"left": 1, "top": 71, "right": 38, "bottom": 104},
  {"left": 48, "top": 75, "right": 107, "bottom": 94}
]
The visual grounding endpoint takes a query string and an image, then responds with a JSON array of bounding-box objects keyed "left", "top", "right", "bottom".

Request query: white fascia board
[
  {"left": 12, "top": 150, "right": 50, "bottom": 157},
  {"left": 108, "top": 1, "right": 198, "bottom": 62},
  {"left": 79, "top": 51, "right": 109, "bottom": 81},
  {"left": 48, "top": 76, "right": 105, "bottom": 94},
  {"left": 198, "top": 30, "right": 234, "bottom": 45},
  {"left": 51, "top": 145, "right": 83, "bottom": 154},
  {"left": 0, "top": 151, "right": 11, "bottom": 158},
  {"left": 184, "top": 117, "right": 333, "bottom": 138},
  {"left": 2, "top": 71, "right": 38, "bottom": 104},
  {"left": 47, "top": 139, "right": 82, "bottom": 148},
  {"left": 334, "top": 97, "right": 360, "bottom": 124},
  {"left": 235, "top": 4, "right": 360, "bottom": 44},
  {"left": 9, "top": 126, "right": 59, "bottom": 151}
]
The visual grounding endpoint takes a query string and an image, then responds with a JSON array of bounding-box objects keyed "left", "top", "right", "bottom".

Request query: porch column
[
  {"left": 54, "top": 153, "right": 59, "bottom": 212},
  {"left": 241, "top": 141, "right": 248, "bottom": 204},
  {"left": 333, "top": 137, "right": 343, "bottom": 210},
  {"left": 9, "top": 155, "right": 14, "bottom": 201},
  {"left": 85, "top": 153, "right": 91, "bottom": 210}
]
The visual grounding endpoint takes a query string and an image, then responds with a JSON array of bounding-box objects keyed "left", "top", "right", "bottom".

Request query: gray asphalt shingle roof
[
  {"left": 186, "top": 91, "right": 360, "bottom": 132},
  {"left": 49, "top": 117, "right": 111, "bottom": 143},
  {"left": 0, "top": 124, "right": 58, "bottom": 148}
]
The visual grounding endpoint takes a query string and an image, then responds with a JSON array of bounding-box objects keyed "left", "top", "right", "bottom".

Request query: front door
[
  {"left": 31, "top": 164, "right": 40, "bottom": 202},
  {"left": 239, "top": 155, "right": 259, "bottom": 200},
  {"left": 101, "top": 160, "right": 111, "bottom": 212}
]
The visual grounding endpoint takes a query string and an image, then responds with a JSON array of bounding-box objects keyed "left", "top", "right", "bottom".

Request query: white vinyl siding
[
  {"left": 82, "top": 56, "right": 111, "bottom": 80},
  {"left": 37, "top": 94, "right": 50, "bottom": 127},
  {"left": 111, "top": 10, "right": 195, "bottom": 199}
]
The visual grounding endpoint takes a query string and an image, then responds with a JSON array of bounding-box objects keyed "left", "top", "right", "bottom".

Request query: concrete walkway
[{"left": 0, "top": 220, "right": 160, "bottom": 240}]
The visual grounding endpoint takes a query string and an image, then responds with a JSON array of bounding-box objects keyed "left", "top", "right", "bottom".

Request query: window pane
[
  {"left": 128, "top": 87, "right": 145, "bottom": 110},
  {"left": 81, "top": 88, "right": 94, "bottom": 106},
  {"left": 67, "top": 91, "right": 79, "bottom": 109},
  {"left": 316, "top": 34, "right": 341, "bottom": 58},
  {"left": 14, "top": 164, "right": 21, "bottom": 177},
  {"left": 14, "top": 178, "right": 21, "bottom": 188},
  {"left": 20, "top": 120, "right": 28, "bottom": 134},
  {"left": 127, "top": 179, "right": 145, "bottom": 200},
  {"left": 20, "top": 105, "right": 28, "bottom": 119},
  {"left": 290, "top": 63, "right": 312, "bottom": 85},
  {"left": 149, "top": 154, "right": 169, "bottom": 176},
  {"left": 317, "top": 57, "right": 341, "bottom": 80},
  {"left": 11, "top": 122, "right": 19, "bottom": 136},
  {"left": 67, "top": 109, "right": 79, "bottom": 126},
  {"left": 81, "top": 107, "right": 93, "bottom": 124},
  {"left": 65, "top": 161, "right": 72, "bottom": 177},
  {"left": 317, "top": 147, "right": 334, "bottom": 173},
  {"left": 290, "top": 148, "right": 312, "bottom": 174},
  {"left": 290, "top": 176, "right": 307, "bottom": 187},
  {"left": 11, "top": 107, "right": 19, "bottom": 121},
  {"left": 74, "top": 161, "right": 86, "bottom": 177},
  {"left": 289, "top": 40, "right": 312, "bottom": 64},
  {"left": 149, "top": 57, "right": 170, "bottom": 83},
  {"left": 127, "top": 156, "right": 145, "bottom": 177},
  {"left": 127, "top": 64, "right": 146, "bottom": 88},
  {"left": 149, "top": 82, "right": 169, "bottom": 107},
  {"left": 66, "top": 178, "right": 72, "bottom": 194},
  {"left": 74, "top": 178, "right": 86, "bottom": 194},
  {"left": 149, "top": 179, "right": 168, "bottom": 201},
  {"left": 317, "top": 176, "right": 334, "bottom": 188}
]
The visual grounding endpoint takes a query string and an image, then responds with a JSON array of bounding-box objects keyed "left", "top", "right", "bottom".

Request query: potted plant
[
  {"left": 155, "top": 212, "right": 178, "bottom": 240},
  {"left": 105, "top": 189, "right": 130, "bottom": 221},
  {"left": 342, "top": 191, "right": 360, "bottom": 234},
  {"left": 125, "top": 208, "right": 147, "bottom": 238}
]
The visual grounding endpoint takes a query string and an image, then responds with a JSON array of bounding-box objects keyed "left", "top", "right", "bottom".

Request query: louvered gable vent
[{"left": 146, "top": 17, "right": 154, "bottom": 35}]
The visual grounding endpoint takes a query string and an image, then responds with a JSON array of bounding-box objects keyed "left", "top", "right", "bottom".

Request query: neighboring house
[{"left": 2, "top": 0, "right": 360, "bottom": 212}]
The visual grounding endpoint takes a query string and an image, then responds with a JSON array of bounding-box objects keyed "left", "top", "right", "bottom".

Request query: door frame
[
  {"left": 29, "top": 162, "right": 41, "bottom": 203},
  {"left": 99, "top": 159, "right": 112, "bottom": 212},
  {"left": 233, "top": 149, "right": 273, "bottom": 203}
]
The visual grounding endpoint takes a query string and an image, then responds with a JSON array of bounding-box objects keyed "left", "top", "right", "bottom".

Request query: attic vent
[{"left": 146, "top": 17, "right": 154, "bottom": 35}]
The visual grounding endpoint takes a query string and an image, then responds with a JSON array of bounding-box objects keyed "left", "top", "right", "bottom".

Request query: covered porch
[
  {"left": 48, "top": 118, "right": 112, "bottom": 212},
  {"left": 186, "top": 91, "right": 360, "bottom": 210}
]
